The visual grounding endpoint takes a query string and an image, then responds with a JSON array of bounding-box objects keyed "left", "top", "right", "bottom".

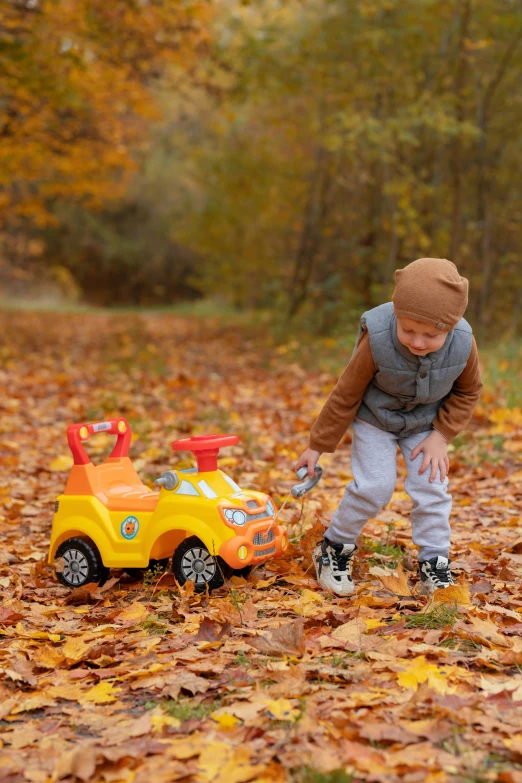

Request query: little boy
[{"left": 295, "top": 258, "right": 483, "bottom": 596}]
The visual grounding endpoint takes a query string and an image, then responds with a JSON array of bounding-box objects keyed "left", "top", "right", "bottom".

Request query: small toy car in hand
[{"left": 49, "top": 419, "right": 288, "bottom": 592}]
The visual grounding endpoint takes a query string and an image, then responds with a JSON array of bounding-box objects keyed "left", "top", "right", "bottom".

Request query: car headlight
[
  {"left": 232, "top": 509, "right": 247, "bottom": 526},
  {"left": 265, "top": 499, "right": 275, "bottom": 517},
  {"left": 224, "top": 508, "right": 247, "bottom": 526}
]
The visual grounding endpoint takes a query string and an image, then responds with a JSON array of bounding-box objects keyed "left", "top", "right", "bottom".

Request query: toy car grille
[
  {"left": 248, "top": 511, "right": 269, "bottom": 522},
  {"left": 255, "top": 546, "right": 276, "bottom": 557},
  {"left": 253, "top": 530, "right": 275, "bottom": 546}
]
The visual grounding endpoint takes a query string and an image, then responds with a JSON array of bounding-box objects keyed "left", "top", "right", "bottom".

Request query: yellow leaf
[
  {"left": 289, "top": 588, "right": 326, "bottom": 617},
  {"left": 115, "top": 602, "right": 148, "bottom": 624},
  {"left": 168, "top": 735, "right": 203, "bottom": 760},
  {"left": 364, "top": 618, "right": 386, "bottom": 630},
  {"left": 61, "top": 636, "right": 97, "bottom": 663},
  {"left": 391, "top": 490, "right": 409, "bottom": 502},
  {"left": 80, "top": 681, "right": 121, "bottom": 704},
  {"left": 264, "top": 698, "right": 301, "bottom": 722},
  {"left": 30, "top": 645, "right": 64, "bottom": 669},
  {"left": 397, "top": 656, "right": 449, "bottom": 694},
  {"left": 490, "top": 407, "right": 522, "bottom": 427},
  {"left": 150, "top": 710, "right": 181, "bottom": 732},
  {"left": 49, "top": 455, "right": 74, "bottom": 472},
  {"left": 197, "top": 742, "right": 265, "bottom": 783},
  {"left": 211, "top": 712, "right": 241, "bottom": 729},
  {"left": 197, "top": 741, "right": 232, "bottom": 781}
]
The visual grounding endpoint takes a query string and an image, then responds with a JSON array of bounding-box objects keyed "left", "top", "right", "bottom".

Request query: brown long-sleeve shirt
[{"left": 308, "top": 328, "right": 483, "bottom": 453}]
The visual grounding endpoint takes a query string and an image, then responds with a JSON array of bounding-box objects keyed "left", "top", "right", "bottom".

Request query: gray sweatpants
[{"left": 326, "top": 418, "right": 451, "bottom": 561}]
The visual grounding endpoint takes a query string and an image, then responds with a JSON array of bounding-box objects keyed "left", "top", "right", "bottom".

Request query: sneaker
[
  {"left": 418, "top": 556, "right": 454, "bottom": 594},
  {"left": 313, "top": 538, "right": 357, "bottom": 596}
]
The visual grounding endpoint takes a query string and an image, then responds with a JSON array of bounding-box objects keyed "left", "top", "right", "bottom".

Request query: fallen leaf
[
  {"left": 49, "top": 454, "right": 74, "bottom": 472},
  {"left": 0, "top": 608, "right": 24, "bottom": 626},
  {"left": 264, "top": 698, "right": 301, "bottom": 722},
  {"left": 80, "top": 682, "right": 121, "bottom": 704},
  {"left": 211, "top": 712, "right": 241, "bottom": 729},
  {"left": 114, "top": 602, "right": 149, "bottom": 624},
  {"left": 331, "top": 617, "right": 366, "bottom": 645},
  {"left": 454, "top": 615, "right": 512, "bottom": 649},
  {"left": 53, "top": 742, "right": 97, "bottom": 781},
  {"left": 396, "top": 656, "right": 451, "bottom": 694},
  {"left": 249, "top": 618, "right": 305, "bottom": 657}
]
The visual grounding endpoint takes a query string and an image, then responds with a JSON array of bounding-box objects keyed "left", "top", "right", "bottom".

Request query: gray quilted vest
[{"left": 354, "top": 302, "right": 473, "bottom": 436}]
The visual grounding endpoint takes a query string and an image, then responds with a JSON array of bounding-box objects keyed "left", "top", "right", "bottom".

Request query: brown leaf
[
  {"left": 330, "top": 617, "right": 367, "bottom": 646},
  {"left": 249, "top": 618, "right": 305, "bottom": 657},
  {"left": 359, "top": 722, "right": 419, "bottom": 745},
  {"left": 54, "top": 742, "right": 97, "bottom": 781},
  {"left": 5, "top": 654, "right": 37, "bottom": 686},
  {"left": 454, "top": 615, "right": 512, "bottom": 649},
  {"left": 195, "top": 618, "right": 231, "bottom": 642},
  {"left": 0, "top": 698, "right": 16, "bottom": 720},
  {"left": 370, "top": 563, "right": 411, "bottom": 596},
  {"left": 164, "top": 671, "right": 211, "bottom": 700},
  {"left": 0, "top": 607, "right": 24, "bottom": 625},
  {"left": 432, "top": 573, "right": 471, "bottom": 605}
]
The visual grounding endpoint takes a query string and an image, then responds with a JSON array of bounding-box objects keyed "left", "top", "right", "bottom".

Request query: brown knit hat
[{"left": 392, "top": 258, "right": 469, "bottom": 331}]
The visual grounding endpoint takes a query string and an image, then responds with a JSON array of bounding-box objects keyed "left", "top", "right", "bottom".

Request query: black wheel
[
  {"left": 125, "top": 558, "right": 170, "bottom": 580},
  {"left": 172, "top": 536, "right": 232, "bottom": 592},
  {"left": 55, "top": 537, "right": 109, "bottom": 588}
]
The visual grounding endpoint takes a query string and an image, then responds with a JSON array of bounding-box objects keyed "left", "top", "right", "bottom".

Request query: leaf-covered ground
[{"left": 1, "top": 311, "right": 521, "bottom": 783}]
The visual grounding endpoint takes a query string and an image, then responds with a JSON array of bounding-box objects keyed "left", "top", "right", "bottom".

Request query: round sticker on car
[{"left": 121, "top": 516, "right": 139, "bottom": 540}]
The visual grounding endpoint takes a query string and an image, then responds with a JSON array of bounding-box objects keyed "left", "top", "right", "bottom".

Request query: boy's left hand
[{"left": 411, "top": 430, "right": 449, "bottom": 483}]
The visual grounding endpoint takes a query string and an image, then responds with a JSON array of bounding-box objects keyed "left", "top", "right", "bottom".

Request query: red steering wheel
[
  {"left": 67, "top": 418, "right": 132, "bottom": 466},
  {"left": 172, "top": 434, "right": 239, "bottom": 472}
]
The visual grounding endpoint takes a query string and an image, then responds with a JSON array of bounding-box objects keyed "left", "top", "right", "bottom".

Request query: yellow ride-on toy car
[{"left": 48, "top": 418, "right": 288, "bottom": 591}]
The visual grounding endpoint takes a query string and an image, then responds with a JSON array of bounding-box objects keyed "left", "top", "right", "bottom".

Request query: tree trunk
[{"left": 449, "top": 0, "right": 472, "bottom": 261}]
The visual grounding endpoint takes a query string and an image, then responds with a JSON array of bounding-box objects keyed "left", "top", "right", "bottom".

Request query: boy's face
[{"left": 396, "top": 317, "right": 448, "bottom": 356}]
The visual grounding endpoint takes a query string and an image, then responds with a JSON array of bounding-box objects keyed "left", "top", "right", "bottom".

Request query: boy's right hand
[{"left": 294, "top": 447, "right": 322, "bottom": 478}]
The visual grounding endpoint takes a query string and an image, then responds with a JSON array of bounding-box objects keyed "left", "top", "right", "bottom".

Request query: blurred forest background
[{"left": 2, "top": 0, "right": 522, "bottom": 341}]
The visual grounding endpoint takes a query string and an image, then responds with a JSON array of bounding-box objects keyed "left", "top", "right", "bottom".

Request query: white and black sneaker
[
  {"left": 313, "top": 538, "right": 357, "bottom": 596},
  {"left": 418, "top": 556, "right": 454, "bottom": 595}
]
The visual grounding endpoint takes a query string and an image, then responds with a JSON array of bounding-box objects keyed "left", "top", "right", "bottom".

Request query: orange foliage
[{"left": 0, "top": 0, "right": 212, "bottom": 226}]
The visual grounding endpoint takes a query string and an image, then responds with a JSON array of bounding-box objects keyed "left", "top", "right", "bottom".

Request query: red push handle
[
  {"left": 172, "top": 433, "right": 239, "bottom": 473},
  {"left": 67, "top": 418, "right": 132, "bottom": 466}
]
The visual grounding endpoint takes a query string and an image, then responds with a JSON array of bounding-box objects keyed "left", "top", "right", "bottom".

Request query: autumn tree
[
  {"left": 0, "top": 0, "right": 211, "bottom": 232},
  {"left": 169, "top": 0, "right": 522, "bottom": 337}
]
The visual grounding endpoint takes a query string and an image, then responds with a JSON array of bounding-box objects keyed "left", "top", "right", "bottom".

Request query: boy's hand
[
  {"left": 411, "top": 430, "right": 449, "bottom": 482},
  {"left": 294, "top": 448, "right": 321, "bottom": 478}
]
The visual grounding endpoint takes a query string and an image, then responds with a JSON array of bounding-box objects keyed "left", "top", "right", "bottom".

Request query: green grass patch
[
  {"left": 405, "top": 603, "right": 458, "bottom": 630},
  {"left": 139, "top": 615, "right": 169, "bottom": 634},
  {"left": 438, "top": 637, "right": 482, "bottom": 655},
  {"left": 360, "top": 535, "right": 406, "bottom": 569},
  {"left": 480, "top": 339, "right": 522, "bottom": 409},
  {"left": 234, "top": 651, "right": 250, "bottom": 667}
]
